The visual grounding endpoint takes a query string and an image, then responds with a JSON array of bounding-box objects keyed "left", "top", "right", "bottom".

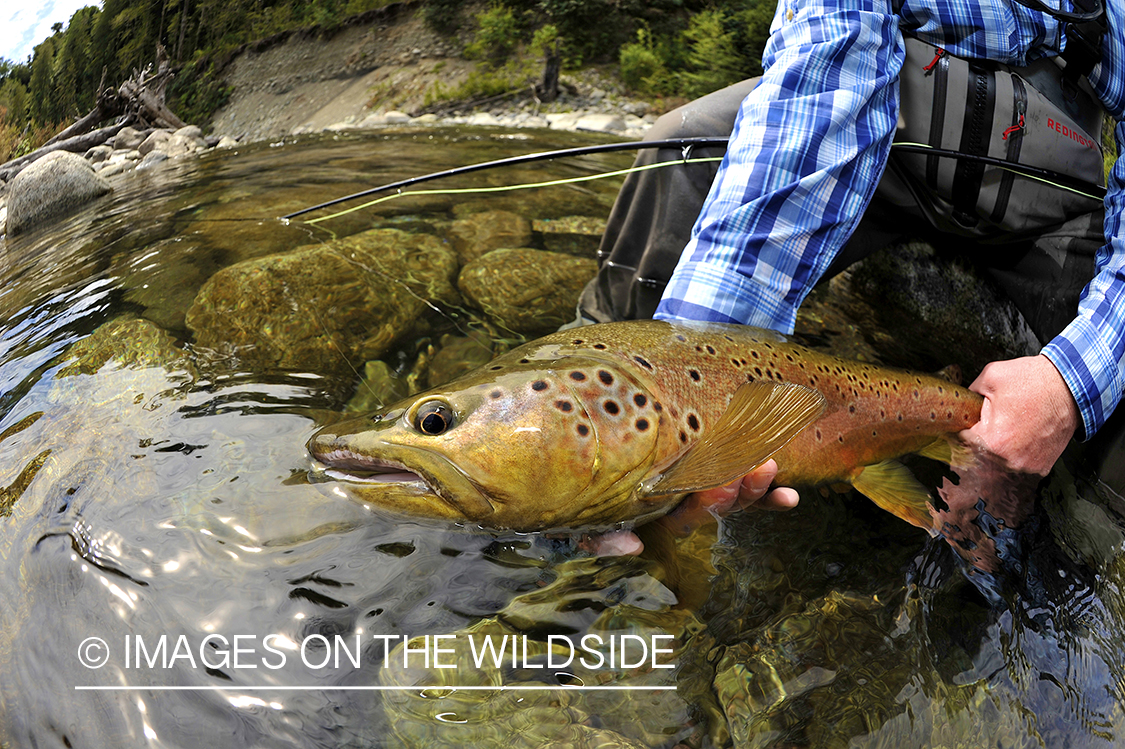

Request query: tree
[{"left": 28, "top": 38, "right": 57, "bottom": 123}]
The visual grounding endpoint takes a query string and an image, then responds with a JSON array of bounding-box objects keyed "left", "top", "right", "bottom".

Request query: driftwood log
[{"left": 0, "top": 46, "right": 186, "bottom": 184}]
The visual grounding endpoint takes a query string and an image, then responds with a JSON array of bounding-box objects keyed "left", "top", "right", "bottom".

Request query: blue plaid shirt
[{"left": 654, "top": 0, "right": 1125, "bottom": 441}]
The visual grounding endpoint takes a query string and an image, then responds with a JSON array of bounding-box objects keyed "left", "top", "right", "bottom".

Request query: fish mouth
[
  {"left": 312, "top": 447, "right": 428, "bottom": 486},
  {"left": 307, "top": 438, "right": 496, "bottom": 521}
]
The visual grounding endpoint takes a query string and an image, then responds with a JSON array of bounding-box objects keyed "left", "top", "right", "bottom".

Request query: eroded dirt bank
[{"left": 207, "top": 3, "right": 654, "bottom": 143}]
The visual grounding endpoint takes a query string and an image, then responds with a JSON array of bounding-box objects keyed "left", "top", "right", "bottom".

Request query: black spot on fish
[
  {"left": 695, "top": 346, "right": 703, "bottom": 353},
  {"left": 490, "top": 390, "right": 503, "bottom": 399},
  {"left": 593, "top": 343, "right": 607, "bottom": 350},
  {"left": 570, "top": 371, "right": 587, "bottom": 382},
  {"left": 849, "top": 405, "right": 856, "bottom": 413},
  {"left": 689, "top": 370, "right": 701, "bottom": 381},
  {"left": 572, "top": 339, "right": 584, "bottom": 345},
  {"left": 636, "top": 418, "right": 649, "bottom": 431},
  {"left": 490, "top": 365, "right": 503, "bottom": 371},
  {"left": 754, "top": 367, "right": 763, "bottom": 377},
  {"left": 897, "top": 413, "right": 903, "bottom": 421},
  {"left": 706, "top": 345, "right": 716, "bottom": 355},
  {"left": 815, "top": 428, "right": 822, "bottom": 442},
  {"left": 634, "top": 393, "right": 647, "bottom": 407},
  {"left": 724, "top": 335, "right": 734, "bottom": 342},
  {"left": 838, "top": 434, "right": 844, "bottom": 442},
  {"left": 604, "top": 400, "right": 620, "bottom": 415},
  {"left": 679, "top": 430, "right": 688, "bottom": 443},
  {"left": 520, "top": 359, "right": 530, "bottom": 364},
  {"left": 532, "top": 380, "right": 548, "bottom": 391},
  {"left": 577, "top": 424, "right": 590, "bottom": 437},
  {"left": 634, "top": 356, "right": 653, "bottom": 370},
  {"left": 731, "top": 358, "right": 741, "bottom": 367},
  {"left": 675, "top": 334, "right": 687, "bottom": 342},
  {"left": 687, "top": 414, "right": 700, "bottom": 431},
  {"left": 598, "top": 370, "right": 614, "bottom": 386},
  {"left": 653, "top": 401, "right": 663, "bottom": 412},
  {"left": 556, "top": 400, "right": 573, "bottom": 412}
]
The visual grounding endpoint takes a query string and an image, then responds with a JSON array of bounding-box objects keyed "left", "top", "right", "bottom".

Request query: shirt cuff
[
  {"left": 653, "top": 260, "right": 799, "bottom": 332},
  {"left": 1041, "top": 314, "right": 1124, "bottom": 442}
]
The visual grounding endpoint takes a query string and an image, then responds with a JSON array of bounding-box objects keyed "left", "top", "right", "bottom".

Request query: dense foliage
[{"left": 0, "top": 0, "right": 775, "bottom": 162}]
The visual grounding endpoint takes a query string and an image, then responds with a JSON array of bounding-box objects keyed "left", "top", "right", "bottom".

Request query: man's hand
[
  {"left": 582, "top": 459, "right": 799, "bottom": 556},
  {"left": 961, "top": 354, "right": 1079, "bottom": 476},
  {"left": 657, "top": 459, "right": 798, "bottom": 537}
]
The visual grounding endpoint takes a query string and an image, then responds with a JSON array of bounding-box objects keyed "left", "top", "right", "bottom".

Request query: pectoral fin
[
  {"left": 642, "top": 382, "right": 825, "bottom": 497},
  {"left": 851, "top": 459, "right": 936, "bottom": 531},
  {"left": 916, "top": 437, "right": 953, "bottom": 464},
  {"left": 916, "top": 436, "right": 974, "bottom": 470}
]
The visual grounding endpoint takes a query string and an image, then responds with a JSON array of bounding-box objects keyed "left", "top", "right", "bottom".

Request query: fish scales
[
  {"left": 308, "top": 320, "right": 983, "bottom": 531},
  {"left": 534, "top": 321, "right": 978, "bottom": 485}
]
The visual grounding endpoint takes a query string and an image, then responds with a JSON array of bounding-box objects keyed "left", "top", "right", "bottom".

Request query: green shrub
[
  {"left": 679, "top": 10, "right": 746, "bottom": 99},
  {"left": 422, "top": 0, "right": 463, "bottom": 34},
  {"left": 464, "top": 3, "right": 522, "bottom": 65},
  {"left": 619, "top": 29, "right": 663, "bottom": 92}
]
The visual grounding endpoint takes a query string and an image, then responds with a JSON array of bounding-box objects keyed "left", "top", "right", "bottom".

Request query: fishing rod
[
  {"left": 282, "top": 136, "right": 1107, "bottom": 221},
  {"left": 280, "top": 137, "right": 731, "bottom": 220}
]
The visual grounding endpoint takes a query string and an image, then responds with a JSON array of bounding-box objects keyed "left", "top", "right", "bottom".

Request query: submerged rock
[
  {"left": 57, "top": 316, "right": 190, "bottom": 377},
  {"left": 458, "top": 248, "right": 596, "bottom": 335},
  {"left": 448, "top": 210, "right": 533, "bottom": 265},
  {"left": 6, "top": 151, "right": 112, "bottom": 235},
  {"left": 844, "top": 241, "right": 1041, "bottom": 377},
  {"left": 532, "top": 215, "right": 606, "bottom": 256},
  {"left": 426, "top": 330, "right": 495, "bottom": 388},
  {"left": 185, "top": 228, "right": 459, "bottom": 373}
]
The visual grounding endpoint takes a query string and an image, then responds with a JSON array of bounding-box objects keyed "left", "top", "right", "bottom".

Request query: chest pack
[{"left": 890, "top": 33, "right": 1107, "bottom": 239}]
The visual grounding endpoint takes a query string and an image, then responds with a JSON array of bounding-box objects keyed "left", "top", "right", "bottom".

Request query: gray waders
[{"left": 576, "top": 78, "right": 1124, "bottom": 500}]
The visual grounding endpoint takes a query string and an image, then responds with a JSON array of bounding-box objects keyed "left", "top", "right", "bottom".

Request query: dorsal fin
[
  {"left": 642, "top": 382, "right": 825, "bottom": 497},
  {"left": 933, "top": 364, "right": 963, "bottom": 385}
]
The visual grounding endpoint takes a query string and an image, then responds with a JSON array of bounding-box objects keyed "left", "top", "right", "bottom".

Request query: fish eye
[{"left": 414, "top": 401, "right": 454, "bottom": 435}]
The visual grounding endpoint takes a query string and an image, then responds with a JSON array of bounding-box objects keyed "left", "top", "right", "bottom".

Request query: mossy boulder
[
  {"left": 844, "top": 241, "right": 1040, "bottom": 377},
  {"left": 57, "top": 316, "right": 190, "bottom": 377},
  {"left": 185, "top": 229, "right": 459, "bottom": 373},
  {"left": 458, "top": 248, "right": 596, "bottom": 335},
  {"left": 448, "top": 210, "right": 533, "bottom": 265}
]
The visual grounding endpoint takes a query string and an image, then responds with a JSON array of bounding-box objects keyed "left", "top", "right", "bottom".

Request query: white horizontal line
[{"left": 75, "top": 685, "right": 676, "bottom": 692}]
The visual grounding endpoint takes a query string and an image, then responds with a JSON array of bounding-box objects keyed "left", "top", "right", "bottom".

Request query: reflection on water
[{"left": 0, "top": 128, "right": 1122, "bottom": 747}]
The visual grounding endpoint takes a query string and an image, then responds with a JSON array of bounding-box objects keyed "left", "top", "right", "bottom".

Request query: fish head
[{"left": 307, "top": 356, "right": 667, "bottom": 530}]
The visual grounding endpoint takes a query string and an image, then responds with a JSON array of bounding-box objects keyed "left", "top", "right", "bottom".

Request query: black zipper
[{"left": 990, "top": 74, "right": 1027, "bottom": 224}]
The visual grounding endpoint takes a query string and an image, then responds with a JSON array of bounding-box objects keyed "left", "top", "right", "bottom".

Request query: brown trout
[{"left": 307, "top": 320, "right": 982, "bottom": 531}]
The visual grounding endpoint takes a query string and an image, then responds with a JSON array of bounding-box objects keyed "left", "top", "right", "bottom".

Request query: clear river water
[{"left": 0, "top": 127, "right": 1122, "bottom": 748}]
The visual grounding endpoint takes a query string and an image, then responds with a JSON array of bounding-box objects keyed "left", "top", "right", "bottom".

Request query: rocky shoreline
[{"left": 0, "top": 71, "right": 656, "bottom": 237}]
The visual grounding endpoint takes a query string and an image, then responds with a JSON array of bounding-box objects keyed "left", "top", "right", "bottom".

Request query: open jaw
[
  {"left": 312, "top": 447, "right": 430, "bottom": 487},
  {"left": 308, "top": 443, "right": 497, "bottom": 521}
]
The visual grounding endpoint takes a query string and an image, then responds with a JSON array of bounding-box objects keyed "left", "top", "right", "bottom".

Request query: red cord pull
[
  {"left": 1001, "top": 113, "right": 1025, "bottom": 141},
  {"left": 923, "top": 48, "right": 946, "bottom": 72}
]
